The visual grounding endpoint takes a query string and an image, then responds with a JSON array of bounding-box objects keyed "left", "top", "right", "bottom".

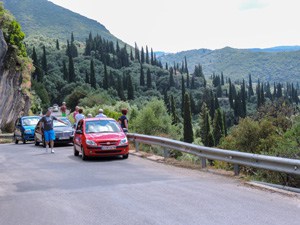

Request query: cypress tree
[
  {"left": 68, "top": 55, "right": 75, "bottom": 82},
  {"left": 183, "top": 93, "right": 194, "bottom": 143},
  {"left": 90, "top": 59, "right": 96, "bottom": 88},
  {"left": 42, "top": 46, "right": 47, "bottom": 73},
  {"left": 223, "top": 111, "right": 227, "bottom": 136},
  {"left": 214, "top": 95, "right": 220, "bottom": 109},
  {"left": 213, "top": 108, "right": 224, "bottom": 146},
  {"left": 229, "top": 81, "right": 234, "bottom": 109},
  {"left": 248, "top": 73, "right": 254, "bottom": 97},
  {"left": 117, "top": 76, "right": 126, "bottom": 101},
  {"left": 103, "top": 63, "right": 109, "bottom": 90},
  {"left": 63, "top": 60, "right": 69, "bottom": 81},
  {"left": 150, "top": 48, "right": 154, "bottom": 65},
  {"left": 181, "top": 76, "right": 185, "bottom": 115},
  {"left": 260, "top": 84, "right": 265, "bottom": 105},
  {"left": 191, "top": 76, "right": 195, "bottom": 89},
  {"left": 127, "top": 75, "right": 134, "bottom": 100},
  {"left": 216, "top": 84, "right": 222, "bottom": 97},
  {"left": 31, "top": 47, "right": 39, "bottom": 80},
  {"left": 241, "top": 79, "right": 247, "bottom": 118},
  {"left": 109, "top": 71, "right": 115, "bottom": 88},
  {"left": 170, "top": 95, "right": 178, "bottom": 125},
  {"left": 134, "top": 42, "right": 140, "bottom": 62},
  {"left": 123, "top": 73, "right": 127, "bottom": 90},
  {"left": 130, "top": 48, "right": 134, "bottom": 61},
  {"left": 146, "top": 68, "right": 152, "bottom": 89},
  {"left": 140, "top": 64, "right": 145, "bottom": 86},
  {"left": 256, "top": 81, "right": 261, "bottom": 108},
  {"left": 190, "top": 92, "right": 196, "bottom": 114},
  {"left": 200, "top": 103, "right": 211, "bottom": 146},
  {"left": 56, "top": 39, "right": 60, "bottom": 50},
  {"left": 85, "top": 70, "right": 90, "bottom": 84},
  {"left": 141, "top": 47, "right": 145, "bottom": 64},
  {"left": 169, "top": 70, "right": 175, "bottom": 87},
  {"left": 221, "top": 72, "right": 224, "bottom": 85},
  {"left": 234, "top": 92, "right": 242, "bottom": 119},
  {"left": 66, "top": 40, "right": 70, "bottom": 57},
  {"left": 186, "top": 74, "right": 190, "bottom": 88},
  {"left": 145, "top": 46, "right": 149, "bottom": 64}
]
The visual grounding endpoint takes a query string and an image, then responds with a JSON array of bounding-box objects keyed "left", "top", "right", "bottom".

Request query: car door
[
  {"left": 74, "top": 120, "right": 83, "bottom": 151},
  {"left": 14, "top": 118, "right": 22, "bottom": 140}
]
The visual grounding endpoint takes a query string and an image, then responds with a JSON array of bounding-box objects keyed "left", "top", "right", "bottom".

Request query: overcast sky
[{"left": 49, "top": 0, "right": 300, "bottom": 53}]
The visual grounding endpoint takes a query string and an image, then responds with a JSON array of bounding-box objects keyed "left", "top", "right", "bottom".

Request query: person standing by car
[
  {"left": 72, "top": 106, "right": 79, "bottom": 121},
  {"left": 75, "top": 108, "right": 85, "bottom": 128},
  {"left": 118, "top": 109, "right": 128, "bottom": 130},
  {"left": 95, "top": 109, "right": 107, "bottom": 118},
  {"left": 60, "top": 102, "right": 67, "bottom": 117},
  {"left": 39, "top": 109, "right": 67, "bottom": 153}
]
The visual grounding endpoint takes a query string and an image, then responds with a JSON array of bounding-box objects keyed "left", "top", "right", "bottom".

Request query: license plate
[
  {"left": 59, "top": 136, "right": 69, "bottom": 140},
  {"left": 101, "top": 146, "right": 116, "bottom": 150}
]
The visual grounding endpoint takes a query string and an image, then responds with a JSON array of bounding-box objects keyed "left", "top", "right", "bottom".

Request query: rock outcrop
[{"left": 0, "top": 29, "right": 31, "bottom": 132}]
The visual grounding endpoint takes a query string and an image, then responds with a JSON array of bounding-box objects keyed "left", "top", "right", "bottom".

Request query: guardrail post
[
  {"left": 135, "top": 141, "right": 139, "bottom": 152},
  {"left": 234, "top": 164, "right": 240, "bottom": 176},
  {"left": 163, "top": 148, "right": 169, "bottom": 159},
  {"left": 201, "top": 157, "right": 207, "bottom": 168}
]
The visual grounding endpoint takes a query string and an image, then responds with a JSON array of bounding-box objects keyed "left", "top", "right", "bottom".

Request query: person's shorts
[
  {"left": 62, "top": 112, "right": 66, "bottom": 117},
  {"left": 44, "top": 130, "right": 55, "bottom": 142}
]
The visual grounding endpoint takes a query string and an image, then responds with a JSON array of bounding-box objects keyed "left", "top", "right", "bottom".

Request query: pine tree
[
  {"left": 147, "top": 68, "right": 152, "bottom": 89},
  {"left": 140, "top": 64, "right": 145, "bottom": 86},
  {"left": 90, "top": 59, "right": 96, "bottom": 88},
  {"left": 103, "top": 63, "right": 109, "bottom": 90},
  {"left": 130, "top": 48, "right": 134, "bottom": 61},
  {"left": 145, "top": 46, "right": 149, "bottom": 64},
  {"left": 127, "top": 75, "right": 134, "bottom": 100},
  {"left": 134, "top": 42, "right": 140, "bottom": 62},
  {"left": 190, "top": 92, "right": 196, "bottom": 114},
  {"left": 213, "top": 108, "right": 224, "bottom": 146},
  {"left": 216, "top": 84, "right": 222, "bottom": 97},
  {"left": 223, "top": 111, "right": 227, "bottom": 136},
  {"left": 150, "top": 48, "right": 154, "bottom": 65},
  {"left": 183, "top": 93, "right": 194, "bottom": 143},
  {"left": 56, "top": 39, "right": 60, "bottom": 50},
  {"left": 62, "top": 60, "right": 69, "bottom": 82},
  {"left": 42, "top": 46, "right": 48, "bottom": 73},
  {"left": 181, "top": 76, "right": 185, "bottom": 115},
  {"left": 241, "top": 79, "right": 247, "bottom": 118},
  {"left": 214, "top": 95, "right": 220, "bottom": 109},
  {"left": 141, "top": 47, "right": 145, "bottom": 64},
  {"left": 66, "top": 40, "right": 70, "bottom": 57},
  {"left": 169, "top": 69, "right": 175, "bottom": 87},
  {"left": 170, "top": 95, "right": 178, "bottom": 125},
  {"left": 200, "top": 103, "right": 211, "bottom": 146},
  {"left": 184, "top": 56, "right": 188, "bottom": 74},
  {"left": 186, "top": 74, "right": 190, "bottom": 88},
  {"left": 248, "top": 73, "right": 254, "bottom": 97},
  {"left": 31, "top": 47, "right": 40, "bottom": 80},
  {"left": 109, "top": 71, "right": 115, "bottom": 88},
  {"left": 221, "top": 72, "right": 224, "bottom": 85},
  {"left": 68, "top": 55, "right": 75, "bottom": 82}
]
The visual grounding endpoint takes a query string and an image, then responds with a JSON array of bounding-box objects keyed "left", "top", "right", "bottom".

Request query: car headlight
[
  {"left": 120, "top": 137, "right": 128, "bottom": 145},
  {"left": 86, "top": 139, "right": 97, "bottom": 146},
  {"left": 24, "top": 129, "right": 32, "bottom": 134}
]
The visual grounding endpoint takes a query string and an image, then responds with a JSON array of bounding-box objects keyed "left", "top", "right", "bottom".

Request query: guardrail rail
[{"left": 127, "top": 133, "right": 300, "bottom": 176}]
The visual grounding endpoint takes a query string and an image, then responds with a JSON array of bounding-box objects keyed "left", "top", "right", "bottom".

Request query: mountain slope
[
  {"left": 159, "top": 47, "right": 300, "bottom": 83},
  {"left": 2, "top": 0, "right": 120, "bottom": 42}
]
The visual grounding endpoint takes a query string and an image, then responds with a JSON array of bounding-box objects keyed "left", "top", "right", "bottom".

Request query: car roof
[
  {"left": 21, "top": 116, "right": 41, "bottom": 119},
  {"left": 84, "top": 117, "right": 115, "bottom": 122}
]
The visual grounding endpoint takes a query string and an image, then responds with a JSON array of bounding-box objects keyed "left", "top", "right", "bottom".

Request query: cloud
[{"left": 239, "top": 0, "right": 268, "bottom": 10}]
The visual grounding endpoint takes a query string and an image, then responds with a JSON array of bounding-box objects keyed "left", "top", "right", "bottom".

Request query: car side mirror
[{"left": 76, "top": 130, "right": 83, "bottom": 134}]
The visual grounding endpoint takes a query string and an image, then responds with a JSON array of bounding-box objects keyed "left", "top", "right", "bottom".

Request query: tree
[
  {"left": 90, "top": 59, "right": 96, "bottom": 88},
  {"left": 248, "top": 73, "right": 254, "bottom": 97},
  {"left": 103, "top": 63, "right": 109, "bottom": 90},
  {"left": 85, "top": 70, "right": 90, "bottom": 84},
  {"left": 181, "top": 75, "right": 185, "bottom": 115},
  {"left": 127, "top": 75, "right": 134, "bottom": 100},
  {"left": 169, "top": 69, "right": 175, "bottom": 87},
  {"left": 241, "top": 79, "right": 247, "bottom": 118},
  {"left": 213, "top": 108, "right": 224, "bottom": 146},
  {"left": 170, "top": 95, "right": 178, "bottom": 125},
  {"left": 183, "top": 93, "right": 194, "bottom": 143},
  {"left": 56, "top": 39, "right": 60, "bottom": 50},
  {"left": 200, "top": 103, "right": 211, "bottom": 146},
  {"left": 68, "top": 55, "right": 75, "bottom": 82},
  {"left": 221, "top": 72, "right": 224, "bottom": 85},
  {"left": 141, "top": 47, "right": 145, "bottom": 64},
  {"left": 147, "top": 68, "right": 152, "bottom": 89},
  {"left": 145, "top": 46, "right": 149, "bottom": 64},
  {"left": 140, "top": 64, "right": 145, "bottom": 86},
  {"left": 117, "top": 76, "right": 126, "bottom": 101},
  {"left": 42, "top": 46, "right": 47, "bottom": 73},
  {"left": 62, "top": 60, "right": 69, "bottom": 82}
]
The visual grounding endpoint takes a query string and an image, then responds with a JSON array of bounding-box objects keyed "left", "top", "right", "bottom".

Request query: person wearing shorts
[
  {"left": 60, "top": 102, "right": 67, "bottom": 117},
  {"left": 40, "top": 109, "right": 67, "bottom": 153}
]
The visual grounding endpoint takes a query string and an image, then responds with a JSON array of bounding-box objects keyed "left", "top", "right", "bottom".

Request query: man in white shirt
[
  {"left": 95, "top": 109, "right": 107, "bottom": 118},
  {"left": 75, "top": 108, "right": 85, "bottom": 128}
]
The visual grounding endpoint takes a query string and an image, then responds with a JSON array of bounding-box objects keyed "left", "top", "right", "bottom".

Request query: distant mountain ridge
[
  {"left": 1, "top": 0, "right": 121, "bottom": 43},
  {"left": 159, "top": 46, "right": 300, "bottom": 83}
]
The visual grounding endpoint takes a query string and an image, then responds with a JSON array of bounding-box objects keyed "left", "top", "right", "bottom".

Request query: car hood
[
  {"left": 54, "top": 126, "right": 73, "bottom": 132},
  {"left": 85, "top": 132, "right": 125, "bottom": 141}
]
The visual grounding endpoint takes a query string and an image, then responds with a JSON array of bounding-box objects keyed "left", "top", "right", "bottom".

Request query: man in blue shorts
[{"left": 39, "top": 109, "right": 67, "bottom": 153}]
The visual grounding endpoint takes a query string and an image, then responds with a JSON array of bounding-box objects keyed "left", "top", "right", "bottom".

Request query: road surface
[{"left": 0, "top": 143, "right": 299, "bottom": 225}]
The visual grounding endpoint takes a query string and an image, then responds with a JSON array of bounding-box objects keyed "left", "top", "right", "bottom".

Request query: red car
[{"left": 73, "top": 118, "right": 129, "bottom": 160}]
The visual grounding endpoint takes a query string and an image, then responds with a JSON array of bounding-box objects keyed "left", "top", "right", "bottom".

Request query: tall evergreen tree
[
  {"left": 223, "top": 111, "right": 227, "bottom": 136},
  {"left": 140, "top": 64, "right": 145, "bottom": 86},
  {"left": 170, "top": 95, "right": 178, "bottom": 125},
  {"left": 117, "top": 76, "right": 126, "bottom": 101},
  {"left": 221, "top": 72, "right": 224, "bottom": 85},
  {"left": 56, "top": 39, "right": 60, "bottom": 50},
  {"left": 90, "top": 59, "right": 96, "bottom": 88},
  {"left": 62, "top": 60, "right": 69, "bottom": 82},
  {"left": 68, "top": 55, "right": 75, "bottom": 82},
  {"left": 181, "top": 75, "right": 185, "bottom": 115},
  {"left": 42, "top": 46, "right": 47, "bottom": 73},
  {"left": 130, "top": 48, "right": 134, "bottom": 61},
  {"left": 134, "top": 42, "right": 140, "bottom": 62},
  {"left": 127, "top": 75, "right": 134, "bottom": 100},
  {"left": 31, "top": 47, "right": 41, "bottom": 80},
  {"left": 248, "top": 73, "right": 254, "bottom": 97},
  {"left": 213, "top": 108, "right": 224, "bottom": 146},
  {"left": 150, "top": 48, "right": 154, "bottom": 65},
  {"left": 145, "top": 46, "right": 149, "bottom": 64},
  {"left": 85, "top": 70, "right": 90, "bottom": 84},
  {"left": 103, "top": 63, "right": 109, "bottom": 90},
  {"left": 186, "top": 74, "right": 190, "bottom": 88},
  {"left": 241, "top": 79, "right": 247, "bottom": 118},
  {"left": 200, "top": 103, "right": 211, "bottom": 146},
  {"left": 183, "top": 93, "right": 194, "bottom": 143},
  {"left": 141, "top": 47, "right": 145, "bottom": 64},
  {"left": 146, "top": 68, "right": 152, "bottom": 89},
  {"left": 169, "top": 69, "right": 175, "bottom": 87}
]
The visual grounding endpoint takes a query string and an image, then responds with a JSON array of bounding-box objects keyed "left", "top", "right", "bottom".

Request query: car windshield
[
  {"left": 54, "top": 118, "right": 71, "bottom": 127},
  {"left": 22, "top": 117, "right": 40, "bottom": 126},
  {"left": 85, "top": 120, "right": 121, "bottom": 134}
]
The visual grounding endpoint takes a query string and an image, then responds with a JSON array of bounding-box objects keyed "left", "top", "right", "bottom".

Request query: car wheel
[
  {"left": 81, "top": 146, "right": 87, "bottom": 161},
  {"left": 122, "top": 154, "right": 129, "bottom": 159},
  {"left": 14, "top": 135, "right": 19, "bottom": 144},
  {"left": 74, "top": 145, "right": 79, "bottom": 156}
]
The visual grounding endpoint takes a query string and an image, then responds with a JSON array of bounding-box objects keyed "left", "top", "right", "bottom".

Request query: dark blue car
[{"left": 14, "top": 116, "right": 41, "bottom": 144}]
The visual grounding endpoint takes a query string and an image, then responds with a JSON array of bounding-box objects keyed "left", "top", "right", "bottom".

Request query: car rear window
[
  {"left": 54, "top": 118, "right": 72, "bottom": 127},
  {"left": 85, "top": 120, "right": 121, "bottom": 133}
]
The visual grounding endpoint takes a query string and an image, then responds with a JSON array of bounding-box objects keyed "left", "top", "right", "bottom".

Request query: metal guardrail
[{"left": 127, "top": 133, "right": 300, "bottom": 176}]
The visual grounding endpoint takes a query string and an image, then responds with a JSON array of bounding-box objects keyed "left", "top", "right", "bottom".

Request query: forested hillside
[
  {"left": 2, "top": 0, "right": 120, "bottom": 42},
  {"left": 159, "top": 47, "right": 300, "bottom": 83}
]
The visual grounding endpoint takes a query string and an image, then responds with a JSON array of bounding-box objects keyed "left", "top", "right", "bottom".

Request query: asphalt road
[{"left": 0, "top": 143, "right": 299, "bottom": 225}]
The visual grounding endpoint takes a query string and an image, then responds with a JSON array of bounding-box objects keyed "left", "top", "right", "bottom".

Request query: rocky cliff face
[{"left": 0, "top": 29, "right": 31, "bottom": 132}]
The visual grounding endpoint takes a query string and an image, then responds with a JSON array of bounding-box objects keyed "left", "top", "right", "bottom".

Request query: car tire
[
  {"left": 74, "top": 145, "right": 79, "bottom": 156},
  {"left": 122, "top": 154, "right": 129, "bottom": 159},
  {"left": 14, "top": 135, "right": 19, "bottom": 144},
  {"left": 81, "top": 146, "right": 87, "bottom": 161}
]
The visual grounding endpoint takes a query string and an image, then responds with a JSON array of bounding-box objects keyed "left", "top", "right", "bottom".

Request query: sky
[{"left": 49, "top": 0, "right": 300, "bottom": 53}]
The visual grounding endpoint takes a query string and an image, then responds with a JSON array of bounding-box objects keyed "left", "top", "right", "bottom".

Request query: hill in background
[
  {"left": 158, "top": 47, "right": 300, "bottom": 83},
  {"left": 2, "top": 0, "right": 120, "bottom": 43}
]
